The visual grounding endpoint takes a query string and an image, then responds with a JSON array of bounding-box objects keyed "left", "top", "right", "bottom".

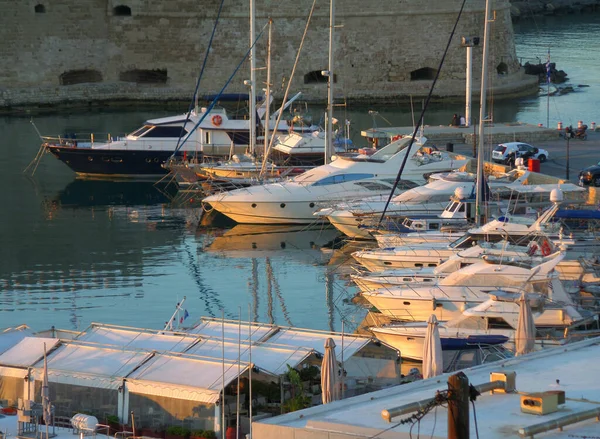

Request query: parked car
[
  {"left": 579, "top": 161, "right": 600, "bottom": 186},
  {"left": 492, "top": 142, "right": 549, "bottom": 165}
]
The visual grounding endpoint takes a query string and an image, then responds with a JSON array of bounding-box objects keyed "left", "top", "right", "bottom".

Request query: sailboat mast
[
  {"left": 249, "top": 0, "right": 257, "bottom": 155},
  {"left": 264, "top": 19, "right": 272, "bottom": 160},
  {"left": 475, "top": 0, "right": 491, "bottom": 226},
  {"left": 324, "top": 0, "right": 335, "bottom": 164}
]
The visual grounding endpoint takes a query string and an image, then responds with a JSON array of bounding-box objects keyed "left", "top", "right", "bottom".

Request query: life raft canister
[{"left": 212, "top": 115, "right": 223, "bottom": 126}]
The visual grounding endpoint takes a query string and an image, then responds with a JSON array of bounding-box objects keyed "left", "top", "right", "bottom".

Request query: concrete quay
[{"left": 363, "top": 123, "right": 600, "bottom": 184}]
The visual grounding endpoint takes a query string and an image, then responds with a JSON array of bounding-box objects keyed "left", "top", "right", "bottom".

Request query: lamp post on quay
[{"left": 566, "top": 131, "right": 571, "bottom": 181}]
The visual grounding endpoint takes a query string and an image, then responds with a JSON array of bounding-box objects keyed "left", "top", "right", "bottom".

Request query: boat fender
[
  {"left": 541, "top": 239, "right": 552, "bottom": 257},
  {"left": 212, "top": 115, "right": 223, "bottom": 126}
]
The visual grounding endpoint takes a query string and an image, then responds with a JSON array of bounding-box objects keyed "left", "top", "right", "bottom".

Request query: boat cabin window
[
  {"left": 145, "top": 126, "right": 189, "bottom": 138},
  {"left": 449, "top": 233, "right": 507, "bottom": 249},
  {"left": 487, "top": 317, "right": 513, "bottom": 330},
  {"left": 312, "top": 173, "right": 374, "bottom": 186},
  {"left": 382, "top": 179, "right": 419, "bottom": 190},
  {"left": 354, "top": 181, "right": 392, "bottom": 191},
  {"left": 129, "top": 125, "right": 153, "bottom": 137},
  {"left": 429, "top": 223, "right": 440, "bottom": 230}
]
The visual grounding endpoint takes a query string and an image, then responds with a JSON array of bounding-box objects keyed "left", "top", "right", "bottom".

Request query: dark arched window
[
  {"left": 497, "top": 62, "right": 508, "bottom": 75},
  {"left": 410, "top": 67, "right": 437, "bottom": 81},
  {"left": 113, "top": 5, "right": 132, "bottom": 16},
  {"left": 59, "top": 70, "right": 103, "bottom": 85},
  {"left": 34, "top": 4, "right": 46, "bottom": 13},
  {"left": 119, "top": 69, "right": 168, "bottom": 84},
  {"left": 303, "top": 70, "right": 336, "bottom": 84}
]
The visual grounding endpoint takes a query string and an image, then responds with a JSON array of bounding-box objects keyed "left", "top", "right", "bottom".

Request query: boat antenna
[
  {"left": 173, "top": 0, "right": 226, "bottom": 159},
  {"left": 260, "top": 0, "right": 317, "bottom": 178},
  {"left": 378, "top": 0, "right": 468, "bottom": 225},
  {"left": 171, "top": 23, "right": 268, "bottom": 159}
]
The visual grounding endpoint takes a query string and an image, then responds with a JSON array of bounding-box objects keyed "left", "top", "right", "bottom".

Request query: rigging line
[
  {"left": 377, "top": 0, "right": 468, "bottom": 225},
  {"left": 260, "top": 0, "right": 318, "bottom": 177},
  {"left": 173, "top": 0, "right": 226, "bottom": 156},
  {"left": 171, "top": 21, "right": 269, "bottom": 159}
]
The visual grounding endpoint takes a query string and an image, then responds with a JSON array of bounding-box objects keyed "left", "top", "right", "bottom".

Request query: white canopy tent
[
  {"left": 265, "top": 328, "right": 371, "bottom": 362},
  {"left": 0, "top": 325, "right": 33, "bottom": 355},
  {"left": 77, "top": 323, "right": 200, "bottom": 353},
  {"left": 189, "top": 318, "right": 278, "bottom": 343},
  {"left": 185, "top": 339, "right": 315, "bottom": 376}
]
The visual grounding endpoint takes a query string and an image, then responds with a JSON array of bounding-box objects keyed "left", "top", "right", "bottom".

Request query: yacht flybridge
[{"left": 202, "top": 136, "right": 470, "bottom": 224}]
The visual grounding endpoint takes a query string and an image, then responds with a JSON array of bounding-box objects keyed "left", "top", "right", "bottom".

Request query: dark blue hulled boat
[
  {"left": 44, "top": 107, "right": 259, "bottom": 179},
  {"left": 43, "top": 93, "right": 317, "bottom": 179}
]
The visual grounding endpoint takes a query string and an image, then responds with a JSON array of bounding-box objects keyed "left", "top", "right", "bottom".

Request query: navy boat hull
[{"left": 46, "top": 145, "right": 189, "bottom": 178}]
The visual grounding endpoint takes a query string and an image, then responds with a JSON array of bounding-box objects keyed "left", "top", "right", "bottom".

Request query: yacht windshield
[
  {"left": 129, "top": 125, "right": 154, "bottom": 137},
  {"left": 313, "top": 173, "right": 374, "bottom": 186}
]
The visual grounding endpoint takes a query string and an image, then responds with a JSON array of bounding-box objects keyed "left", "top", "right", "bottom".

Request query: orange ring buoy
[
  {"left": 211, "top": 115, "right": 223, "bottom": 126},
  {"left": 392, "top": 135, "right": 402, "bottom": 142},
  {"left": 541, "top": 239, "right": 552, "bottom": 257}
]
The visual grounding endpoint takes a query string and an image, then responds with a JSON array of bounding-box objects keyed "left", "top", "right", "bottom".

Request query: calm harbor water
[{"left": 1, "top": 13, "right": 599, "bottom": 333}]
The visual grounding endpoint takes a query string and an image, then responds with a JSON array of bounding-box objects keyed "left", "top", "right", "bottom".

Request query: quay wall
[
  {"left": 0, "top": 0, "right": 535, "bottom": 110},
  {"left": 511, "top": 0, "right": 600, "bottom": 18}
]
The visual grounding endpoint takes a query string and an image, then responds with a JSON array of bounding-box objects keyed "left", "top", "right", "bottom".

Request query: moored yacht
[
  {"left": 359, "top": 252, "right": 567, "bottom": 322},
  {"left": 317, "top": 169, "right": 534, "bottom": 239},
  {"left": 370, "top": 290, "right": 591, "bottom": 360},
  {"left": 202, "top": 136, "right": 470, "bottom": 224},
  {"left": 42, "top": 93, "right": 314, "bottom": 179}
]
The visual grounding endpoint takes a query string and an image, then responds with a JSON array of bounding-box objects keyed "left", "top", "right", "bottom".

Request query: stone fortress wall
[{"left": 0, "top": 0, "right": 543, "bottom": 109}]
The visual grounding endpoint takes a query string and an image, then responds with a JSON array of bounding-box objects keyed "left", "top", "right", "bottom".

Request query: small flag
[
  {"left": 184, "top": 309, "right": 190, "bottom": 320},
  {"left": 546, "top": 49, "right": 551, "bottom": 84}
]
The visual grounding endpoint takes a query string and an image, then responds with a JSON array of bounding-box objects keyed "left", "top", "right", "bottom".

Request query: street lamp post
[{"left": 566, "top": 134, "right": 570, "bottom": 180}]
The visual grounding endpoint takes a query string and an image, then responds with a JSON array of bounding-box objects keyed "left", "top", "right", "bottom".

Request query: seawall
[{"left": 0, "top": 0, "right": 537, "bottom": 112}]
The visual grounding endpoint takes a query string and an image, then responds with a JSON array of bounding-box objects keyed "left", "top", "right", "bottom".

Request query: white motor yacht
[
  {"left": 370, "top": 290, "right": 589, "bottom": 360},
  {"left": 317, "top": 169, "right": 532, "bottom": 239},
  {"left": 202, "top": 136, "right": 470, "bottom": 224},
  {"left": 359, "top": 252, "right": 567, "bottom": 322},
  {"left": 351, "top": 244, "right": 546, "bottom": 293}
]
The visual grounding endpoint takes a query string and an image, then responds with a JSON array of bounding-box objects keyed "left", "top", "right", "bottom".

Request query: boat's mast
[
  {"left": 475, "top": 0, "right": 491, "bottom": 226},
  {"left": 264, "top": 19, "right": 272, "bottom": 160},
  {"left": 324, "top": 0, "right": 334, "bottom": 164},
  {"left": 249, "top": 0, "right": 257, "bottom": 155}
]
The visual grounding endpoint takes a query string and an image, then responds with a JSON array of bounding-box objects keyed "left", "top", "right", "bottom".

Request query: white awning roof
[
  {"left": 126, "top": 354, "right": 255, "bottom": 404},
  {"left": 190, "top": 318, "right": 278, "bottom": 343},
  {"left": 185, "top": 339, "right": 314, "bottom": 376},
  {"left": 265, "top": 329, "right": 372, "bottom": 362},
  {"left": 77, "top": 325, "right": 199, "bottom": 353},
  {"left": 0, "top": 325, "right": 33, "bottom": 355},
  {"left": 34, "top": 343, "right": 152, "bottom": 389},
  {"left": 0, "top": 337, "right": 59, "bottom": 368}
]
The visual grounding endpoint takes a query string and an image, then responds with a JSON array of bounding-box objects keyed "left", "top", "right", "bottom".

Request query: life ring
[
  {"left": 211, "top": 115, "right": 223, "bottom": 126},
  {"left": 391, "top": 135, "right": 402, "bottom": 142},
  {"left": 1, "top": 407, "right": 17, "bottom": 415},
  {"left": 527, "top": 243, "right": 538, "bottom": 256},
  {"left": 541, "top": 239, "right": 552, "bottom": 257}
]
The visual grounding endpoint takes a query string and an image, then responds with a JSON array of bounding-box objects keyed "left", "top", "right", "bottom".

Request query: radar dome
[
  {"left": 454, "top": 186, "right": 470, "bottom": 200},
  {"left": 550, "top": 188, "right": 564, "bottom": 203}
]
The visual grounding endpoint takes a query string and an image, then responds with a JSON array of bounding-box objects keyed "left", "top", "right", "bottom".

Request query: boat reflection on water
[
  {"left": 54, "top": 179, "right": 177, "bottom": 208},
  {"left": 201, "top": 224, "right": 341, "bottom": 261}
]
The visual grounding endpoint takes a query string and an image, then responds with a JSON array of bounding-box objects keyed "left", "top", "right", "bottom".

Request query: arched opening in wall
[
  {"left": 410, "top": 67, "right": 436, "bottom": 81},
  {"left": 34, "top": 4, "right": 46, "bottom": 13},
  {"left": 497, "top": 62, "right": 508, "bottom": 75},
  {"left": 119, "top": 69, "right": 168, "bottom": 84},
  {"left": 113, "top": 5, "right": 132, "bottom": 16},
  {"left": 303, "top": 70, "right": 336, "bottom": 84},
  {"left": 59, "top": 70, "right": 103, "bottom": 86}
]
